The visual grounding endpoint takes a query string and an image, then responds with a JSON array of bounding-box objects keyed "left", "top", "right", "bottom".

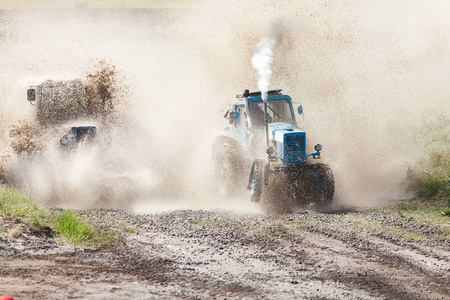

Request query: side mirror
[
  {"left": 297, "top": 105, "right": 303, "bottom": 115},
  {"left": 27, "top": 89, "right": 36, "bottom": 102}
]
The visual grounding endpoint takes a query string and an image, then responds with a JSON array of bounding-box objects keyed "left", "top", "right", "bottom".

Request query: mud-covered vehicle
[
  {"left": 60, "top": 126, "right": 111, "bottom": 150},
  {"left": 213, "top": 89, "right": 334, "bottom": 210},
  {"left": 26, "top": 80, "right": 112, "bottom": 151}
]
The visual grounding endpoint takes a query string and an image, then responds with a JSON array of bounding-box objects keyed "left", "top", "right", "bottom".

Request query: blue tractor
[{"left": 212, "top": 89, "right": 334, "bottom": 210}]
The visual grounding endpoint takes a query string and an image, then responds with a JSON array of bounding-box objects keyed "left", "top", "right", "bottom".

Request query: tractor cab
[{"left": 225, "top": 89, "right": 307, "bottom": 165}]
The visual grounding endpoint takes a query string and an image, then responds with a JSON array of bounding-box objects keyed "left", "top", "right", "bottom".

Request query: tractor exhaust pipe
[{"left": 264, "top": 100, "right": 269, "bottom": 147}]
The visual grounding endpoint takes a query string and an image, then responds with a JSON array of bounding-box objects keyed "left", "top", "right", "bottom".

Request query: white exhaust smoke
[
  {"left": 252, "top": 36, "right": 276, "bottom": 100},
  {"left": 251, "top": 20, "right": 298, "bottom": 100}
]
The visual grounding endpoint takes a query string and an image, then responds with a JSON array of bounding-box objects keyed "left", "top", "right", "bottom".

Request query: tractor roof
[{"left": 236, "top": 89, "right": 282, "bottom": 99}]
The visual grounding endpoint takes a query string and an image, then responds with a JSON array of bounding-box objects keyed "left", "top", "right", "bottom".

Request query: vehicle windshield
[{"left": 247, "top": 99, "right": 294, "bottom": 127}]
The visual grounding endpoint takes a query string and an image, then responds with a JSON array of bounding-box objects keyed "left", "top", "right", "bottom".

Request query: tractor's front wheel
[
  {"left": 296, "top": 164, "right": 335, "bottom": 207},
  {"left": 248, "top": 159, "right": 264, "bottom": 203},
  {"left": 315, "top": 164, "right": 335, "bottom": 207}
]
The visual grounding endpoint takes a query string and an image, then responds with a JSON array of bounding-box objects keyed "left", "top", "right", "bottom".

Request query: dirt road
[{"left": 1, "top": 205, "right": 449, "bottom": 299}]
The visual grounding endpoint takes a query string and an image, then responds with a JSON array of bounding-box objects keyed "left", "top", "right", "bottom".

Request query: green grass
[
  {"left": 403, "top": 232, "right": 423, "bottom": 240},
  {"left": 441, "top": 199, "right": 450, "bottom": 217},
  {"left": 392, "top": 198, "right": 450, "bottom": 220},
  {"left": 389, "top": 199, "right": 450, "bottom": 238},
  {"left": 442, "top": 207, "right": 450, "bottom": 216},
  {"left": 409, "top": 173, "right": 450, "bottom": 198},
  {"left": 342, "top": 212, "right": 427, "bottom": 241},
  {"left": 408, "top": 151, "right": 450, "bottom": 198},
  {"left": 54, "top": 209, "right": 101, "bottom": 246},
  {"left": 0, "top": 185, "right": 50, "bottom": 231},
  {"left": 0, "top": 184, "right": 116, "bottom": 247},
  {"left": 409, "top": 113, "right": 450, "bottom": 202}
]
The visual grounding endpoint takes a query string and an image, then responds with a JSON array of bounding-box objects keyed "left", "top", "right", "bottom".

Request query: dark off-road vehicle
[
  {"left": 60, "top": 126, "right": 112, "bottom": 150},
  {"left": 26, "top": 80, "right": 111, "bottom": 151}
]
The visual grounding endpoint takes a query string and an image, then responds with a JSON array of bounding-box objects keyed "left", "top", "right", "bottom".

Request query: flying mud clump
[
  {"left": 33, "top": 59, "right": 129, "bottom": 127},
  {"left": 85, "top": 59, "right": 129, "bottom": 126},
  {"left": 9, "top": 119, "right": 44, "bottom": 155},
  {"left": 34, "top": 79, "right": 89, "bottom": 126}
]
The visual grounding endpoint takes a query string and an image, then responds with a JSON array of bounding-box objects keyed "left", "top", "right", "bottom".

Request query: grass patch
[
  {"left": 53, "top": 209, "right": 119, "bottom": 247},
  {"left": 409, "top": 173, "right": 449, "bottom": 198},
  {"left": 0, "top": 184, "right": 50, "bottom": 231},
  {"left": 403, "top": 232, "right": 423, "bottom": 240},
  {"left": 0, "top": 184, "right": 117, "bottom": 247},
  {"left": 54, "top": 209, "right": 101, "bottom": 246},
  {"left": 340, "top": 211, "right": 428, "bottom": 241},
  {"left": 389, "top": 199, "right": 450, "bottom": 238},
  {"left": 440, "top": 199, "right": 450, "bottom": 217},
  {"left": 408, "top": 113, "right": 449, "bottom": 202},
  {"left": 391, "top": 198, "right": 450, "bottom": 221},
  {"left": 442, "top": 207, "right": 450, "bottom": 217}
]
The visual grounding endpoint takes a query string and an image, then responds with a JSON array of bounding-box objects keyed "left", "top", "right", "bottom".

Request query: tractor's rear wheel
[
  {"left": 213, "top": 141, "right": 247, "bottom": 197},
  {"left": 215, "top": 152, "right": 234, "bottom": 196}
]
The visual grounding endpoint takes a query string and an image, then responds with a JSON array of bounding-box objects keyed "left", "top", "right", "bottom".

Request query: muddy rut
[{"left": 1, "top": 206, "right": 449, "bottom": 299}]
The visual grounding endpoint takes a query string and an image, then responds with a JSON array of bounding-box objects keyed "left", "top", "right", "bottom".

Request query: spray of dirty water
[{"left": 1, "top": 1, "right": 450, "bottom": 212}]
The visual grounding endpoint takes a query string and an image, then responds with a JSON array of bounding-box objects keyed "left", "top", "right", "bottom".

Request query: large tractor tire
[
  {"left": 314, "top": 164, "right": 335, "bottom": 207},
  {"left": 292, "top": 163, "right": 334, "bottom": 208},
  {"left": 213, "top": 136, "right": 248, "bottom": 197},
  {"left": 248, "top": 159, "right": 264, "bottom": 203},
  {"left": 260, "top": 173, "right": 296, "bottom": 215}
]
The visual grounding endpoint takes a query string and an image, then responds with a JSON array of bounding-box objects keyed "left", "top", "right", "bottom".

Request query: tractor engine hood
[{"left": 268, "top": 122, "right": 306, "bottom": 165}]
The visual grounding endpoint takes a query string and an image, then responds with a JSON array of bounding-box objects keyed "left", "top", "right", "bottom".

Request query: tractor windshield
[{"left": 247, "top": 99, "right": 294, "bottom": 127}]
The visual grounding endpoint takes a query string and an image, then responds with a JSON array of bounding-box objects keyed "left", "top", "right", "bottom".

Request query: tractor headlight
[
  {"left": 266, "top": 147, "right": 274, "bottom": 155},
  {"left": 60, "top": 137, "right": 68, "bottom": 145},
  {"left": 314, "top": 144, "right": 322, "bottom": 152}
]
